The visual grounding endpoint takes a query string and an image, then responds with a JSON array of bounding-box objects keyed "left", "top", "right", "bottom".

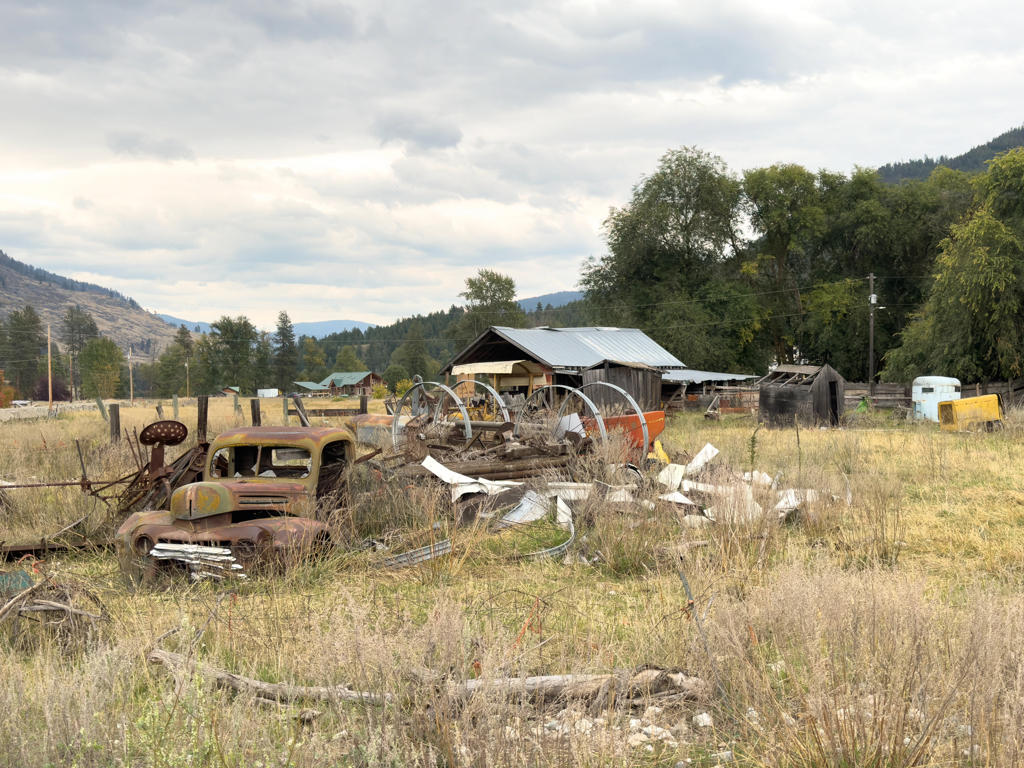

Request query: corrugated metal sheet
[
  {"left": 492, "top": 327, "right": 684, "bottom": 370},
  {"left": 662, "top": 369, "right": 757, "bottom": 384},
  {"left": 320, "top": 372, "right": 372, "bottom": 387}
]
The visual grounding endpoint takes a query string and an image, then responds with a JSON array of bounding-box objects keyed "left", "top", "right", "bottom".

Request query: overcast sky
[{"left": 0, "top": 0, "right": 1021, "bottom": 329}]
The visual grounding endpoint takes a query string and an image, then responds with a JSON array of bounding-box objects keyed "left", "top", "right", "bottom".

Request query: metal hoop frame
[
  {"left": 557, "top": 381, "right": 649, "bottom": 451},
  {"left": 391, "top": 382, "right": 473, "bottom": 449},
  {"left": 513, "top": 384, "right": 607, "bottom": 442}
]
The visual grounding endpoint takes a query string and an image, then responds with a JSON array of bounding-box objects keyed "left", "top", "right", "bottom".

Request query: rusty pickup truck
[{"left": 116, "top": 426, "right": 354, "bottom": 583}]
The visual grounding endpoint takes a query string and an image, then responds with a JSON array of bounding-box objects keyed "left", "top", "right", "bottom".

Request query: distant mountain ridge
[
  {"left": 878, "top": 124, "right": 1024, "bottom": 183},
  {"left": 157, "top": 314, "right": 375, "bottom": 338},
  {"left": 517, "top": 290, "right": 583, "bottom": 311}
]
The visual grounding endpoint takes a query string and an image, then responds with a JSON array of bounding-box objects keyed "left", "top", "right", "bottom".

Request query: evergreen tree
[
  {"left": 79, "top": 337, "right": 124, "bottom": 398},
  {"left": 391, "top": 321, "right": 435, "bottom": 378},
  {"left": 273, "top": 310, "right": 298, "bottom": 390},
  {"left": 60, "top": 305, "right": 99, "bottom": 398},
  {"left": 5, "top": 305, "right": 45, "bottom": 396}
]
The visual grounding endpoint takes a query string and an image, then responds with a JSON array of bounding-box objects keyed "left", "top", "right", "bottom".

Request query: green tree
[
  {"left": 210, "top": 316, "right": 258, "bottom": 393},
  {"left": 446, "top": 269, "right": 527, "bottom": 344},
  {"left": 884, "top": 149, "right": 1024, "bottom": 382},
  {"left": 392, "top": 321, "right": 436, "bottom": 378},
  {"left": 382, "top": 363, "right": 409, "bottom": 392},
  {"left": 581, "top": 147, "right": 762, "bottom": 371},
  {"left": 156, "top": 342, "right": 188, "bottom": 396},
  {"left": 173, "top": 324, "right": 194, "bottom": 360},
  {"left": 4, "top": 305, "right": 45, "bottom": 396},
  {"left": 273, "top": 311, "right": 299, "bottom": 391},
  {"left": 333, "top": 346, "right": 366, "bottom": 372},
  {"left": 253, "top": 331, "right": 273, "bottom": 389},
  {"left": 60, "top": 305, "right": 99, "bottom": 398},
  {"left": 79, "top": 337, "right": 125, "bottom": 398},
  {"left": 300, "top": 337, "right": 328, "bottom": 383},
  {"left": 742, "top": 163, "right": 830, "bottom": 363}
]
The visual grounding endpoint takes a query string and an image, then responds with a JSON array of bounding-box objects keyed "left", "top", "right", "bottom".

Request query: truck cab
[{"left": 116, "top": 426, "right": 354, "bottom": 582}]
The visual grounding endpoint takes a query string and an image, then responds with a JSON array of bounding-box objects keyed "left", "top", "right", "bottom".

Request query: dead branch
[{"left": 147, "top": 649, "right": 392, "bottom": 704}]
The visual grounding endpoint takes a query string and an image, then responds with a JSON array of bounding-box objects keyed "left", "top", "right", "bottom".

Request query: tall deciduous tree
[
  {"left": 300, "top": 337, "right": 328, "bottom": 384},
  {"left": 210, "top": 316, "right": 258, "bottom": 394},
  {"left": 333, "top": 346, "right": 366, "bottom": 372},
  {"left": 446, "top": 269, "right": 527, "bottom": 344},
  {"left": 742, "top": 164, "right": 829, "bottom": 363},
  {"left": 885, "top": 149, "right": 1024, "bottom": 382}
]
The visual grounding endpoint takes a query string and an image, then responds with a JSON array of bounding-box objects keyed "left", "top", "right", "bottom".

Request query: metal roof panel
[{"left": 491, "top": 326, "right": 684, "bottom": 369}]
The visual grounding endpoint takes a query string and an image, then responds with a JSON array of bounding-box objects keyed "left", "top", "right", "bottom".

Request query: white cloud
[{"left": 0, "top": 0, "right": 1022, "bottom": 326}]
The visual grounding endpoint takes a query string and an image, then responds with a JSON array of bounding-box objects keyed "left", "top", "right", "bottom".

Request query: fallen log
[{"left": 147, "top": 648, "right": 708, "bottom": 709}]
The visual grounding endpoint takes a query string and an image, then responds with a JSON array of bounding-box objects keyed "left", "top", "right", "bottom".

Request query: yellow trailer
[{"left": 937, "top": 394, "right": 1002, "bottom": 432}]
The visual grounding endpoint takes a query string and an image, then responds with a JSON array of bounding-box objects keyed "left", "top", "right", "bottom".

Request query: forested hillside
[{"left": 877, "top": 124, "right": 1024, "bottom": 182}]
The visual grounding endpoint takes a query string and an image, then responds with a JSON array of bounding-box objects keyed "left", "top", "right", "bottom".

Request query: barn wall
[
  {"left": 582, "top": 367, "right": 662, "bottom": 412},
  {"left": 809, "top": 365, "right": 846, "bottom": 425}
]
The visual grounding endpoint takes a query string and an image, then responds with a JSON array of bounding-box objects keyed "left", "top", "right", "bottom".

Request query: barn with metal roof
[{"left": 440, "top": 326, "right": 685, "bottom": 376}]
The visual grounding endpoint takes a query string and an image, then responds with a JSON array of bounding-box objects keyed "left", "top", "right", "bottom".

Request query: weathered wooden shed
[
  {"left": 581, "top": 360, "right": 662, "bottom": 412},
  {"left": 758, "top": 364, "right": 845, "bottom": 427}
]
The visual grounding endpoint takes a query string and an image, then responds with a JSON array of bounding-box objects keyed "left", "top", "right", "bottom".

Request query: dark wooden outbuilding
[
  {"left": 758, "top": 364, "right": 845, "bottom": 427},
  {"left": 581, "top": 360, "right": 663, "bottom": 412}
]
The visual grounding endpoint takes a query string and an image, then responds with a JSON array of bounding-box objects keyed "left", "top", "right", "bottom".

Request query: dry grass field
[{"left": 2, "top": 398, "right": 1024, "bottom": 767}]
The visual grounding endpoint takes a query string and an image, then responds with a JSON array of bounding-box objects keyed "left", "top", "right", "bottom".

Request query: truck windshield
[{"left": 209, "top": 445, "right": 312, "bottom": 479}]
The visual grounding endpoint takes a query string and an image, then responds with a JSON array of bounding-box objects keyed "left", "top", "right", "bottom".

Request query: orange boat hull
[{"left": 588, "top": 411, "right": 665, "bottom": 449}]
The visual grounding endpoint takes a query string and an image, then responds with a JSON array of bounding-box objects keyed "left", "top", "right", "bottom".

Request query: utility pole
[
  {"left": 129, "top": 346, "right": 134, "bottom": 406},
  {"left": 47, "top": 324, "right": 53, "bottom": 410},
  {"left": 868, "top": 273, "right": 876, "bottom": 396}
]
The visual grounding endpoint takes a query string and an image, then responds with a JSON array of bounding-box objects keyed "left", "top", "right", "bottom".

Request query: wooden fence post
[
  {"left": 250, "top": 399, "right": 262, "bottom": 427},
  {"left": 282, "top": 397, "right": 289, "bottom": 425},
  {"left": 197, "top": 395, "right": 209, "bottom": 441},
  {"left": 291, "top": 395, "right": 311, "bottom": 427},
  {"left": 359, "top": 394, "right": 368, "bottom": 414},
  {"left": 156, "top": 403, "right": 165, "bottom": 419},
  {"left": 109, "top": 404, "right": 120, "bottom": 444},
  {"left": 233, "top": 393, "right": 241, "bottom": 415},
  {"left": 95, "top": 397, "right": 108, "bottom": 422},
  {"left": 172, "top": 394, "right": 179, "bottom": 420}
]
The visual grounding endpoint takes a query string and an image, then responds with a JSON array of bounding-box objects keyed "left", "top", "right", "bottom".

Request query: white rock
[
  {"left": 782, "top": 713, "right": 797, "bottom": 727},
  {"left": 683, "top": 514, "right": 712, "bottom": 529},
  {"left": 544, "top": 721, "right": 559, "bottom": 731},
  {"left": 692, "top": 712, "right": 714, "bottom": 729},
  {"left": 768, "top": 660, "right": 786, "bottom": 675},
  {"left": 710, "top": 750, "right": 734, "bottom": 764},
  {"left": 643, "top": 725, "right": 674, "bottom": 742},
  {"left": 643, "top": 705, "right": 663, "bottom": 720},
  {"left": 629, "top": 718, "right": 643, "bottom": 731},
  {"left": 627, "top": 732, "right": 650, "bottom": 748},
  {"left": 574, "top": 718, "right": 594, "bottom": 734},
  {"left": 746, "top": 707, "right": 759, "bottom": 724}
]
